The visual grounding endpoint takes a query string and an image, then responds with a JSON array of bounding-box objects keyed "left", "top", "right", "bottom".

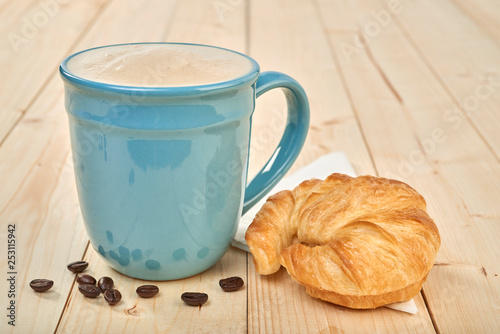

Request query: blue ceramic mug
[{"left": 60, "top": 43, "right": 309, "bottom": 280}]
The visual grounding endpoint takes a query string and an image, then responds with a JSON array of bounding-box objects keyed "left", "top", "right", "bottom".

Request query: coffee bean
[
  {"left": 29, "top": 279, "right": 53, "bottom": 292},
  {"left": 76, "top": 274, "right": 96, "bottom": 286},
  {"left": 136, "top": 285, "right": 159, "bottom": 298},
  {"left": 98, "top": 276, "right": 114, "bottom": 292},
  {"left": 219, "top": 276, "right": 244, "bottom": 292},
  {"left": 103, "top": 289, "right": 122, "bottom": 305},
  {"left": 78, "top": 284, "right": 101, "bottom": 298},
  {"left": 67, "top": 261, "right": 89, "bottom": 273},
  {"left": 181, "top": 292, "right": 208, "bottom": 306}
]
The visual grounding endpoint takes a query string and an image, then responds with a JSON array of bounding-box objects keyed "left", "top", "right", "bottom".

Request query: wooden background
[{"left": 1, "top": 0, "right": 499, "bottom": 332}]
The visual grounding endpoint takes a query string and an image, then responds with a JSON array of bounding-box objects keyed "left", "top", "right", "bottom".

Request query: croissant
[{"left": 245, "top": 173, "right": 440, "bottom": 309}]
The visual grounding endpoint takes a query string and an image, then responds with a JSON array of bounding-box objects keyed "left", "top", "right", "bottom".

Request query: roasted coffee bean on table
[
  {"left": 98, "top": 276, "right": 114, "bottom": 292},
  {"left": 219, "top": 276, "right": 244, "bottom": 292},
  {"left": 29, "top": 279, "right": 54, "bottom": 292},
  {"left": 78, "top": 284, "right": 101, "bottom": 298},
  {"left": 76, "top": 274, "right": 96, "bottom": 286},
  {"left": 181, "top": 292, "right": 208, "bottom": 306},
  {"left": 103, "top": 289, "right": 122, "bottom": 305},
  {"left": 67, "top": 261, "right": 89, "bottom": 273},
  {"left": 136, "top": 285, "right": 159, "bottom": 298}
]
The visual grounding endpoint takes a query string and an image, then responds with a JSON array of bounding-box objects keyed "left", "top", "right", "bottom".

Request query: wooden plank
[
  {"left": 391, "top": 0, "right": 500, "bottom": 159},
  {"left": 248, "top": 267, "right": 433, "bottom": 333},
  {"left": 56, "top": 0, "right": 249, "bottom": 332},
  {"left": 0, "top": 1, "right": 178, "bottom": 333},
  {"left": 247, "top": 0, "right": 436, "bottom": 333},
  {"left": 0, "top": 0, "right": 37, "bottom": 27},
  {"left": 248, "top": 0, "right": 375, "bottom": 177},
  {"left": 0, "top": 0, "right": 108, "bottom": 143},
  {"left": 449, "top": 0, "right": 500, "bottom": 43},
  {"left": 0, "top": 71, "right": 89, "bottom": 334},
  {"left": 165, "top": 0, "right": 246, "bottom": 53},
  {"left": 316, "top": 0, "right": 500, "bottom": 332}
]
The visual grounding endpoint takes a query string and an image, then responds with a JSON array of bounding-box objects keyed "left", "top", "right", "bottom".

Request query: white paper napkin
[{"left": 232, "top": 151, "right": 418, "bottom": 314}]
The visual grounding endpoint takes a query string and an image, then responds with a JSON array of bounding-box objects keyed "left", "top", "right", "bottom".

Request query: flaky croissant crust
[{"left": 245, "top": 173, "right": 440, "bottom": 309}]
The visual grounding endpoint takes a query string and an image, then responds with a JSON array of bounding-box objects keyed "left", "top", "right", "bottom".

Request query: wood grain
[
  {"left": 448, "top": 0, "right": 500, "bottom": 44},
  {"left": 248, "top": 0, "right": 375, "bottom": 177},
  {"left": 165, "top": 0, "right": 247, "bottom": 53},
  {"left": 315, "top": 0, "right": 500, "bottom": 332},
  {"left": 0, "top": 0, "right": 108, "bottom": 142},
  {"left": 0, "top": 62, "right": 88, "bottom": 334},
  {"left": 392, "top": 0, "right": 500, "bottom": 158}
]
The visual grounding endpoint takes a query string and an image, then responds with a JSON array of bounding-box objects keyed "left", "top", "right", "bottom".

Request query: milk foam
[{"left": 66, "top": 44, "right": 254, "bottom": 87}]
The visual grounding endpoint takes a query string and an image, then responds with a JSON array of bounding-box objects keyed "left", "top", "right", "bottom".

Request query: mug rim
[{"left": 59, "top": 42, "right": 260, "bottom": 96}]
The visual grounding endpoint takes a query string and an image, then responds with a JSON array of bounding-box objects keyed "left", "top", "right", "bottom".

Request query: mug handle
[{"left": 243, "top": 71, "right": 310, "bottom": 214}]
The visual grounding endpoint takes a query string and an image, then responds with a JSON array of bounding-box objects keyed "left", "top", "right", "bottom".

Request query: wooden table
[{"left": 1, "top": 0, "right": 499, "bottom": 332}]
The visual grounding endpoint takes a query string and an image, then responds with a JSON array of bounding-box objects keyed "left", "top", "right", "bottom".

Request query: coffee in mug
[{"left": 66, "top": 43, "right": 254, "bottom": 87}]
